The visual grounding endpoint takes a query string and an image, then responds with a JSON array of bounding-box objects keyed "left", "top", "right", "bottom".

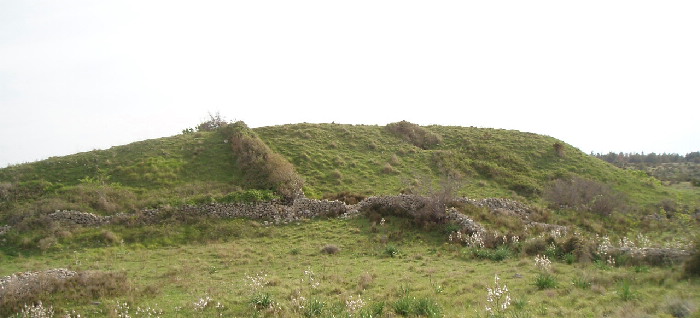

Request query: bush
[
  {"left": 470, "top": 246, "right": 513, "bottom": 262},
  {"left": 523, "top": 238, "right": 548, "bottom": 256},
  {"left": 533, "top": 273, "right": 558, "bottom": 290},
  {"left": 385, "top": 245, "right": 400, "bottom": 258},
  {"left": 683, "top": 241, "right": 700, "bottom": 278},
  {"left": 392, "top": 296, "right": 414, "bottom": 316},
  {"left": 0, "top": 270, "right": 131, "bottom": 316},
  {"left": 386, "top": 121, "right": 442, "bottom": 150},
  {"left": 392, "top": 296, "right": 442, "bottom": 317},
  {"left": 320, "top": 244, "right": 340, "bottom": 255},
  {"left": 250, "top": 292, "right": 274, "bottom": 310},
  {"left": 225, "top": 121, "right": 304, "bottom": 200},
  {"left": 665, "top": 297, "right": 697, "bottom": 318},
  {"left": 414, "top": 298, "right": 443, "bottom": 317},
  {"left": 303, "top": 298, "right": 326, "bottom": 317},
  {"left": 544, "top": 176, "right": 626, "bottom": 216}
]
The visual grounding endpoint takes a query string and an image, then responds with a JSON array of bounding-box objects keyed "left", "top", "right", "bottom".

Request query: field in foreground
[{"left": 1, "top": 216, "right": 698, "bottom": 318}]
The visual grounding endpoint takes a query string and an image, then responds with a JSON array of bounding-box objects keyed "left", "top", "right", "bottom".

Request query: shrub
[
  {"left": 225, "top": 121, "right": 304, "bottom": 200},
  {"left": 196, "top": 111, "right": 228, "bottom": 132},
  {"left": 385, "top": 245, "right": 400, "bottom": 258},
  {"left": 533, "top": 273, "right": 557, "bottom": 290},
  {"left": 523, "top": 238, "right": 548, "bottom": 256},
  {"left": 392, "top": 296, "right": 415, "bottom": 316},
  {"left": 0, "top": 270, "right": 131, "bottom": 316},
  {"left": 414, "top": 298, "right": 443, "bottom": 318},
  {"left": 303, "top": 298, "right": 326, "bottom": 317},
  {"left": 320, "top": 244, "right": 340, "bottom": 255},
  {"left": 358, "top": 272, "right": 375, "bottom": 290},
  {"left": 553, "top": 142, "right": 565, "bottom": 157},
  {"left": 683, "top": 241, "right": 700, "bottom": 278},
  {"left": 665, "top": 297, "right": 697, "bottom": 318},
  {"left": 386, "top": 121, "right": 442, "bottom": 149},
  {"left": 572, "top": 276, "right": 591, "bottom": 289},
  {"left": 543, "top": 176, "right": 625, "bottom": 216},
  {"left": 470, "top": 246, "right": 513, "bottom": 262},
  {"left": 618, "top": 281, "right": 637, "bottom": 301},
  {"left": 250, "top": 292, "right": 274, "bottom": 310}
]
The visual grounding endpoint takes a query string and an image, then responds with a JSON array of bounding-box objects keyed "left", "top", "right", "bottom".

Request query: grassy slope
[
  {"left": 1, "top": 217, "right": 697, "bottom": 317},
  {"left": 256, "top": 123, "right": 688, "bottom": 207},
  {"left": 0, "top": 130, "right": 240, "bottom": 188},
  {"left": 0, "top": 122, "right": 696, "bottom": 214},
  {"left": 1, "top": 123, "right": 699, "bottom": 317}
]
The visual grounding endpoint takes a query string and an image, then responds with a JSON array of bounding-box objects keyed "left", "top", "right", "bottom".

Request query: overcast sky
[{"left": 1, "top": 1, "right": 698, "bottom": 167}]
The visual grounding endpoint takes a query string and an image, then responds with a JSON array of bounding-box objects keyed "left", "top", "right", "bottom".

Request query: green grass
[
  {"left": 1, "top": 121, "right": 699, "bottom": 316},
  {"left": 2, "top": 122, "right": 697, "bottom": 217},
  {"left": 1, "top": 216, "right": 698, "bottom": 317}
]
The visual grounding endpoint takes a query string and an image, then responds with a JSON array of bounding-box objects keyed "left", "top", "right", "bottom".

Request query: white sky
[{"left": 1, "top": 1, "right": 699, "bottom": 167}]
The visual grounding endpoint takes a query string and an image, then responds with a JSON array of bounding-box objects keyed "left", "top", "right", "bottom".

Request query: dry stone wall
[{"left": 0, "top": 195, "right": 561, "bottom": 238}]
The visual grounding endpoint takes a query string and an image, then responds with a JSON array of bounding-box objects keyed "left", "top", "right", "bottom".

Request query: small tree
[{"left": 197, "top": 112, "right": 228, "bottom": 132}]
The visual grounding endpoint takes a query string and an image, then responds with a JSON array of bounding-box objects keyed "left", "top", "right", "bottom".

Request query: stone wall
[{"left": 0, "top": 195, "right": 560, "bottom": 238}]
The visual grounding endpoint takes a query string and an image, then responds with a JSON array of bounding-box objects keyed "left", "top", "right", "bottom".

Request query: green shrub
[
  {"left": 523, "top": 238, "right": 548, "bottom": 256},
  {"left": 572, "top": 276, "right": 591, "bottom": 289},
  {"left": 533, "top": 273, "right": 557, "bottom": 290},
  {"left": 683, "top": 241, "right": 700, "bottom": 278},
  {"left": 618, "top": 281, "right": 637, "bottom": 301},
  {"left": 469, "top": 246, "right": 513, "bottom": 262},
  {"left": 250, "top": 292, "right": 274, "bottom": 310},
  {"left": 393, "top": 296, "right": 415, "bottom": 316},
  {"left": 414, "top": 298, "right": 443, "bottom": 317},
  {"left": 385, "top": 245, "right": 400, "bottom": 258},
  {"left": 304, "top": 298, "right": 326, "bottom": 317}
]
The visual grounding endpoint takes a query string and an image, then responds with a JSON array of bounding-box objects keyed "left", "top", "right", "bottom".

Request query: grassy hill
[
  {"left": 2, "top": 121, "right": 694, "bottom": 213},
  {"left": 1, "top": 121, "right": 699, "bottom": 317}
]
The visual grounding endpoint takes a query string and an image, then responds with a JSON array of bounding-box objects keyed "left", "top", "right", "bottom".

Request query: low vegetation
[{"left": 0, "top": 118, "right": 698, "bottom": 317}]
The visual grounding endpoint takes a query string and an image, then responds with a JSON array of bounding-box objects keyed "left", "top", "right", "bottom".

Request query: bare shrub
[
  {"left": 358, "top": 272, "right": 375, "bottom": 290},
  {"left": 102, "top": 230, "right": 121, "bottom": 245},
  {"left": 196, "top": 111, "right": 228, "bottom": 132},
  {"left": 412, "top": 176, "right": 462, "bottom": 229},
  {"left": 553, "top": 142, "right": 565, "bottom": 157},
  {"left": 0, "top": 270, "right": 131, "bottom": 316},
  {"left": 385, "top": 121, "right": 443, "bottom": 149},
  {"left": 320, "top": 244, "right": 340, "bottom": 255},
  {"left": 544, "top": 176, "right": 625, "bottom": 216},
  {"left": 665, "top": 296, "right": 697, "bottom": 318},
  {"left": 382, "top": 163, "right": 397, "bottom": 174}
]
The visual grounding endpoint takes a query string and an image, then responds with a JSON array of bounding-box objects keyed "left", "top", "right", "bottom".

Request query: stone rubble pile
[
  {"left": 0, "top": 268, "right": 76, "bottom": 297},
  {"left": 609, "top": 247, "right": 693, "bottom": 265},
  {"left": 48, "top": 210, "right": 111, "bottom": 226},
  {"left": 0, "top": 225, "right": 10, "bottom": 236},
  {"left": 445, "top": 208, "right": 486, "bottom": 234}
]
